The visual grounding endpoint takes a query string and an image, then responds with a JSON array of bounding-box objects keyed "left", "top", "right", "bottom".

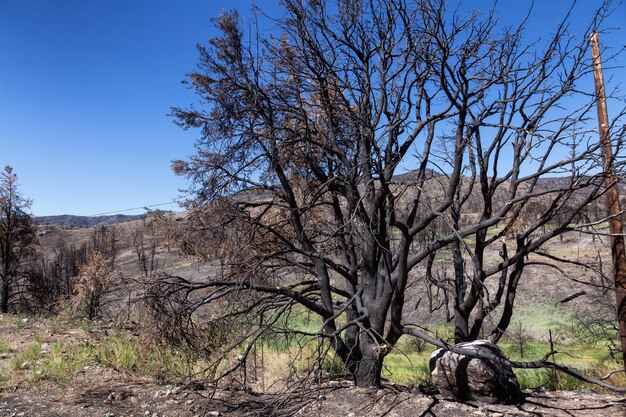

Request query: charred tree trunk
[
  {"left": 1, "top": 252, "right": 10, "bottom": 313},
  {"left": 0, "top": 278, "right": 9, "bottom": 313},
  {"left": 348, "top": 336, "right": 385, "bottom": 388}
]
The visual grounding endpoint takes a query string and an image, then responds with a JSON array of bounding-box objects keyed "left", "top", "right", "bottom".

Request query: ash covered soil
[
  {"left": 1, "top": 377, "right": 625, "bottom": 416},
  {"left": 0, "top": 317, "right": 624, "bottom": 417}
]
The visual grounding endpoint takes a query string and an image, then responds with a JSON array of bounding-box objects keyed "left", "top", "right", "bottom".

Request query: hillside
[
  {"left": 36, "top": 214, "right": 147, "bottom": 228},
  {"left": 29, "top": 175, "right": 619, "bottom": 323},
  {"left": 0, "top": 202, "right": 621, "bottom": 415},
  {"left": 29, "top": 207, "right": 617, "bottom": 335}
]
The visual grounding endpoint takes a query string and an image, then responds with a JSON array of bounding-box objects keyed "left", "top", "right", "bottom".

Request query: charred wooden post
[{"left": 590, "top": 31, "right": 626, "bottom": 370}]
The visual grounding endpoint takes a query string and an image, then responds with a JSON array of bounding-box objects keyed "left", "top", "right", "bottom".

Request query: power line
[{"left": 90, "top": 201, "right": 181, "bottom": 217}]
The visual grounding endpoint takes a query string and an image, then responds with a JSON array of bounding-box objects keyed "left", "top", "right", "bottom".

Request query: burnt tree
[
  {"left": 0, "top": 166, "right": 37, "bottom": 313},
  {"left": 167, "top": 0, "right": 625, "bottom": 387}
]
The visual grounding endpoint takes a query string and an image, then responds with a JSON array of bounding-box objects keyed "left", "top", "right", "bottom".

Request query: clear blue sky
[{"left": 1, "top": 0, "right": 624, "bottom": 216}]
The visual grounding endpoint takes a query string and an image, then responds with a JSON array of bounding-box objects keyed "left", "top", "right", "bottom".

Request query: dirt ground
[{"left": 1, "top": 377, "right": 625, "bottom": 417}]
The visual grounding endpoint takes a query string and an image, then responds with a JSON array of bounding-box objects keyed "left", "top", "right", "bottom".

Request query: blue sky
[{"left": 1, "top": 0, "right": 624, "bottom": 216}]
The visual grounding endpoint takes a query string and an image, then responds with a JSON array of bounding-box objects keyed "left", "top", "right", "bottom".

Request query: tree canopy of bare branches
[{"left": 168, "top": 0, "right": 626, "bottom": 387}]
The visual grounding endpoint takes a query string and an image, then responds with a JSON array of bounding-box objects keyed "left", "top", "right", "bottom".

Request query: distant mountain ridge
[
  {"left": 36, "top": 214, "right": 145, "bottom": 228},
  {"left": 34, "top": 170, "right": 624, "bottom": 228}
]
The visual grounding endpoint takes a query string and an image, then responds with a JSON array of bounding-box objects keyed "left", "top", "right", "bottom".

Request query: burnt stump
[{"left": 429, "top": 340, "right": 522, "bottom": 404}]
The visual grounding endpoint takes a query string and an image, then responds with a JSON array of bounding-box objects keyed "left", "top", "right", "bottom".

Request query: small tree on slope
[{"left": 0, "top": 166, "right": 37, "bottom": 313}]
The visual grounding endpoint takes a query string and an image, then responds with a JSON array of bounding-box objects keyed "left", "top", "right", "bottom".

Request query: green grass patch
[
  {"left": 11, "top": 341, "right": 41, "bottom": 371},
  {"left": 463, "top": 236, "right": 476, "bottom": 245},
  {"left": 0, "top": 340, "right": 11, "bottom": 354},
  {"left": 50, "top": 318, "right": 68, "bottom": 335},
  {"left": 500, "top": 338, "right": 623, "bottom": 391},
  {"left": 80, "top": 320, "right": 94, "bottom": 333},
  {"left": 501, "top": 341, "right": 609, "bottom": 366},
  {"left": 382, "top": 333, "right": 622, "bottom": 392},
  {"left": 14, "top": 314, "right": 29, "bottom": 328},
  {"left": 486, "top": 227, "right": 504, "bottom": 238},
  {"left": 94, "top": 332, "right": 203, "bottom": 381},
  {"left": 0, "top": 368, "right": 10, "bottom": 387},
  {"left": 5, "top": 325, "right": 207, "bottom": 390},
  {"left": 382, "top": 350, "right": 431, "bottom": 386},
  {"left": 463, "top": 227, "right": 504, "bottom": 245},
  {"left": 514, "top": 363, "right": 624, "bottom": 392},
  {"left": 434, "top": 251, "right": 452, "bottom": 261},
  {"left": 261, "top": 308, "right": 323, "bottom": 352},
  {"left": 36, "top": 341, "right": 92, "bottom": 388},
  {"left": 505, "top": 300, "right": 576, "bottom": 340},
  {"left": 10, "top": 340, "right": 93, "bottom": 388},
  {"left": 96, "top": 333, "right": 140, "bottom": 372},
  {"left": 4, "top": 311, "right": 621, "bottom": 394}
]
